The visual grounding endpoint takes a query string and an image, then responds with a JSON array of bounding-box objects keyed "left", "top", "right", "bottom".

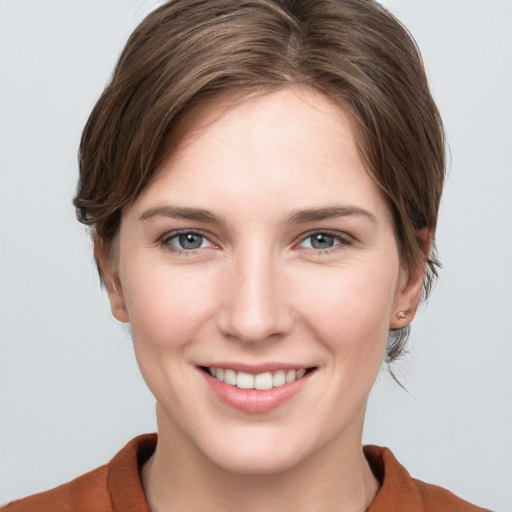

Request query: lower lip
[{"left": 201, "top": 370, "right": 313, "bottom": 413}]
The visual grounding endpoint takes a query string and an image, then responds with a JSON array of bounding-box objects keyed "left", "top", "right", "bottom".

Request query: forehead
[
  {"left": 129, "top": 86, "right": 390, "bottom": 224},
  {"left": 158, "top": 86, "right": 361, "bottom": 172}
]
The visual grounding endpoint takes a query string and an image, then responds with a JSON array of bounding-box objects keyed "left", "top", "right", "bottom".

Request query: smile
[{"left": 207, "top": 367, "right": 309, "bottom": 390}]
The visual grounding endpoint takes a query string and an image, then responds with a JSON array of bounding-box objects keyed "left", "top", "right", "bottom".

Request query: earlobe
[
  {"left": 390, "top": 228, "right": 432, "bottom": 329},
  {"left": 389, "top": 274, "right": 423, "bottom": 329},
  {"left": 94, "top": 240, "right": 130, "bottom": 323}
]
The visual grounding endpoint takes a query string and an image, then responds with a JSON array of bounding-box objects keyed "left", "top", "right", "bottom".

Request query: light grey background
[{"left": 0, "top": 0, "right": 511, "bottom": 509}]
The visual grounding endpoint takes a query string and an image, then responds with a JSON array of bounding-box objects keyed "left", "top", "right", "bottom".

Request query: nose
[{"left": 217, "top": 247, "right": 293, "bottom": 344}]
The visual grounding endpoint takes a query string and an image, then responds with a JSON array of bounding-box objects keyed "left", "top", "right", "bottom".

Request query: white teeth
[
  {"left": 236, "top": 371, "right": 255, "bottom": 389},
  {"left": 224, "top": 369, "right": 237, "bottom": 386},
  {"left": 254, "top": 372, "right": 273, "bottom": 390},
  {"left": 285, "top": 369, "right": 296, "bottom": 383},
  {"left": 207, "top": 366, "right": 309, "bottom": 389},
  {"left": 272, "top": 369, "right": 286, "bottom": 387}
]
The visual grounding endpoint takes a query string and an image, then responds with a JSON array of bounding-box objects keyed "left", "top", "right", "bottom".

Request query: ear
[
  {"left": 390, "top": 228, "right": 431, "bottom": 329},
  {"left": 94, "top": 240, "right": 130, "bottom": 323}
]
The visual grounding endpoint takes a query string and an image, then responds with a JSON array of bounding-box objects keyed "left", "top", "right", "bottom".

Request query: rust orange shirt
[{"left": 3, "top": 434, "right": 489, "bottom": 511}]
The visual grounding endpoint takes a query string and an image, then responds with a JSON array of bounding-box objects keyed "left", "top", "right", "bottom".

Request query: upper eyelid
[
  {"left": 296, "top": 229, "right": 353, "bottom": 243},
  {"left": 161, "top": 228, "right": 213, "bottom": 241}
]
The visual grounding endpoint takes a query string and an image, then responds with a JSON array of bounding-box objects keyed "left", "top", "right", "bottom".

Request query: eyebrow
[
  {"left": 139, "top": 204, "right": 377, "bottom": 225},
  {"left": 139, "top": 206, "right": 225, "bottom": 225},
  {"left": 286, "top": 206, "right": 377, "bottom": 224}
]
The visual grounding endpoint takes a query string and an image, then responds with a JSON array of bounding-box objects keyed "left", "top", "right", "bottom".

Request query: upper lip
[{"left": 198, "top": 362, "right": 314, "bottom": 374}]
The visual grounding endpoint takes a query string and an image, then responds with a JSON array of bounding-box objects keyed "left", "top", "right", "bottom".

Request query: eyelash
[
  {"left": 159, "top": 229, "right": 353, "bottom": 255},
  {"left": 296, "top": 230, "right": 353, "bottom": 254},
  {"left": 159, "top": 230, "right": 215, "bottom": 255}
]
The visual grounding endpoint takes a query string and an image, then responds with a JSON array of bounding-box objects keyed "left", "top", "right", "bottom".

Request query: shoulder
[
  {"left": 413, "top": 478, "right": 491, "bottom": 512},
  {"left": 2, "top": 464, "right": 110, "bottom": 512},
  {"left": 2, "top": 434, "right": 157, "bottom": 512},
  {"left": 364, "top": 445, "right": 491, "bottom": 512}
]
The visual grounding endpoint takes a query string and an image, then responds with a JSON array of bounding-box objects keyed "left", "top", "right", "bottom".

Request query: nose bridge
[{"left": 218, "top": 242, "right": 290, "bottom": 343}]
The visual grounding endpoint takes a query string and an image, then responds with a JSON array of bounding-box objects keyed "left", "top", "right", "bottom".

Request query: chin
[
  {"left": 191, "top": 421, "right": 337, "bottom": 476},
  {"left": 206, "top": 441, "right": 310, "bottom": 475}
]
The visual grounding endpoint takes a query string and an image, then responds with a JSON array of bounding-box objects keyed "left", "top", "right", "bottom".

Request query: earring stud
[{"left": 397, "top": 311, "right": 407, "bottom": 320}]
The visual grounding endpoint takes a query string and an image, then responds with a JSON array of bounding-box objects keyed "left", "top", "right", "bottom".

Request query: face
[{"left": 102, "top": 87, "right": 422, "bottom": 474}]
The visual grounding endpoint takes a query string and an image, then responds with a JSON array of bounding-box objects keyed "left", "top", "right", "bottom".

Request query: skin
[{"left": 97, "top": 87, "right": 426, "bottom": 512}]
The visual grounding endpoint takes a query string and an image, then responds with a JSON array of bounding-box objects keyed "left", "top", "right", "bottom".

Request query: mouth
[
  {"left": 200, "top": 366, "right": 315, "bottom": 390},
  {"left": 198, "top": 363, "right": 317, "bottom": 413}
]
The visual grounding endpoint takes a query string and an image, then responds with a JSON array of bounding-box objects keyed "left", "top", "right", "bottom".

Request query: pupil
[
  {"left": 179, "top": 233, "right": 202, "bottom": 249},
  {"left": 312, "top": 234, "right": 334, "bottom": 249}
]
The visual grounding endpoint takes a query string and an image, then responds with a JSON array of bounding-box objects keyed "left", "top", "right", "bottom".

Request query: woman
[{"left": 1, "top": 0, "right": 495, "bottom": 510}]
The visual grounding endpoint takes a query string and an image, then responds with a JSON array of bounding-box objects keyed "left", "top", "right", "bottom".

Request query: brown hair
[{"left": 74, "top": 0, "right": 445, "bottom": 362}]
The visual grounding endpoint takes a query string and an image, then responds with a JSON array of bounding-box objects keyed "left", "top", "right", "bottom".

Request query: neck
[{"left": 142, "top": 409, "right": 379, "bottom": 512}]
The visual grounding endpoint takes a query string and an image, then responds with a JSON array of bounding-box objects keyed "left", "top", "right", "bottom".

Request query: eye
[
  {"left": 298, "top": 231, "right": 351, "bottom": 251},
  {"left": 162, "top": 231, "right": 214, "bottom": 251}
]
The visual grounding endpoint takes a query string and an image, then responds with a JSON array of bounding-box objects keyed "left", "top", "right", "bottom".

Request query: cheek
[
  {"left": 119, "top": 262, "right": 219, "bottom": 411},
  {"left": 121, "top": 262, "right": 214, "bottom": 350},
  {"left": 295, "top": 262, "right": 398, "bottom": 361}
]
